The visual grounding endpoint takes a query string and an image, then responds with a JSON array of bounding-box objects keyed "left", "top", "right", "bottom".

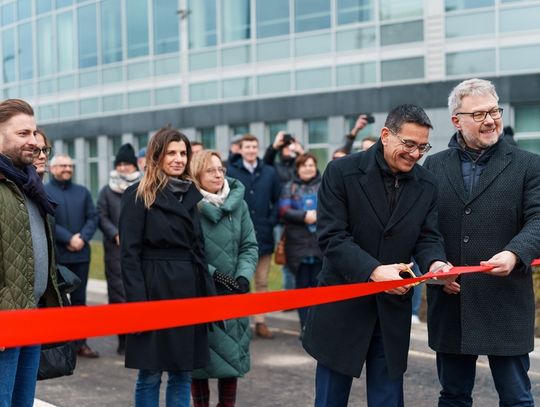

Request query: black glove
[
  {"left": 213, "top": 271, "right": 240, "bottom": 293},
  {"left": 236, "top": 277, "right": 250, "bottom": 294}
]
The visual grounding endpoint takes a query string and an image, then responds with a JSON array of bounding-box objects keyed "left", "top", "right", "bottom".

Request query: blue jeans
[
  {"left": 135, "top": 370, "right": 191, "bottom": 407},
  {"left": 315, "top": 323, "right": 404, "bottom": 407},
  {"left": 437, "top": 352, "right": 534, "bottom": 406},
  {"left": 0, "top": 345, "right": 41, "bottom": 407}
]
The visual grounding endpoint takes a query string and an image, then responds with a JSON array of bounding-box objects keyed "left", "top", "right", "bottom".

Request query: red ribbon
[{"left": 0, "top": 262, "right": 537, "bottom": 348}]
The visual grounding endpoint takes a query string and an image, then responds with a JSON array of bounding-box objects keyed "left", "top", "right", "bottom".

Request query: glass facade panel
[
  {"left": 381, "top": 57, "right": 424, "bottom": 81},
  {"left": 80, "top": 97, "right": 99, "bottom": 115},
  {"left": 2, "top": 3, "right": 15, "bottom": 25},
  {"left": 337, "top": 0, "right": 373, "bottom": 25},
  {"left": 256, "top": 0, "right": 290, "bottom": 38},
  {"left": 128, "top": 90, "right": 151, "bottom": 109},
  {"left": 190, "top": 81, "right": 219, "bottom": 102},
  {"left": 222, "top": 0, "right": 250, "bottom": 43},
  {"left": 446, "top": 11, "right": 494, "bottom": 38},
  {"left": 127, "top": 61, "right": 151, "bottom": 80},
  {"left": 127, "top": 0, "right": 149, "bottom": 58},
  {"left": 154, "top": 56, "right": 180, "bottom": 76},
  {"left": 38, "top": 79, "right": 56, "bottom": 94},
  {"left": 379, "top": 0, "right": 422, "bottom": 20},
  {"left": 257, "top": 72, "right": 291, "bottom": 94},
  {"left": 89, "top": 162, "right": 99, "bottom": 198},
  {"left": 381, "top": 20, "right": 423, "bottom": 46},
  {"left": 36, "top": 0, "right": 52, "bottom": 14},
  {"left": 336, "top": 62, "right": 376, "bottom": 86},
  {"left": 38, "top": 104, "right": 57, "bottom": 121},
  {"left": 336, "top": 27, "right": 376, "bottom": 51},
  {"left": 188, "top": 0, "right": 217, "bottom": 49},
  {"left": 153, "top": 0, "right": 180, "bottom": 54},
  {"left": 18, "top": 23, "right": 33, "bottom": 81},
  {"left": 445, "top": 0, "right": 494, "bottom": 12},
  {"left": 78, "top": 4, "right": 98, "bottom": 68},
  {"left": 2, "top": 29, "right": 16, "bottom": 83},
  {"left": 307, "top": 119, "right": 328, "bottom": 143},
  {"left": 231, "top": 124, "right": 249, "bottom": 135},
  {"left": 267, "top": 122, "right": 288, "bottom": 140},
  {"left": 37, "top": 17, "right": 54, "bottom": 76},
  {"left": 296, "top": 67, "right": 332, "bottom": 91},
  {"left": 58, "top": 74, "right": 76, "bottom": 91},
  {"left": 222, "top": 45, "right": 251, "bottom": 66},
  {"left": 17, "top": 0, "right": 31, "bottom": 20},
  {"left": 18, "top": 83, "right": 33, "bottom": 97},
  {"left": 64, "top": 140, "right": 75, "bottom": 159},
  {"left": 189, "top": 50, "right": 217, "bottom": 70},
  {"left": 103, "top": 94, "right": 124, "bottom": 112},
  {"left": 446, "top": 49, "right": 495, "bottom": 76},
  {"left": 59, "top": 101, "right": 77, "bottom": 118},
  {"left": 155, "top": 87, "right": 181, "bottom": 105},
  {"left": 200, "top": 127, "right": 216, "bottom": 149},
  {"left": 79, "top": 70, "right": 98, "bottom": 87},
  {"left": 110, "top": 135, "right": 122, "bottom": 157},
  {"left": 58, "top": 11, "right": 76, "bottom": 72},
  {"left": 515, "top": 105, "right": 540, "bottom": 132},
  {"left": 101, "top": 0, "right": 123, "bottom": 64},
  {"left": 102, "top": 66, "right": 123, "bottom": 83},
  {"left": 135, "top": 132, "right": 148, "bottom": 150},
  {"left": 295, "top": 33, "right": 331, "bottom": 57},
  {"left": 257, "top": 39, "right": 290, "bottom": 61},
  {"left": 500, "top": 6, "right": 540, "bottom": 32},
  {"left": 57, "top": 0, "right": 73, "bottom": 8},
  {"left": 223, "top": 77, "right": 251, "bottom": 98},
  {"left": 295, "top": 0, "right": 331, "bottom": 33},
  {"left": 516, "top": 139, "right": 540, "bottom": 155},
  {"left": 500, "top": 45, "right": 540, "bottom": 72}
]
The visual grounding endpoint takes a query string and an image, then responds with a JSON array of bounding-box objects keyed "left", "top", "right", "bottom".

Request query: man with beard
[
  {"left": 0, "top": 99, "right": 61, "bottom": 406},
  {"left": 424, "top": 78, "right": 540, "bottom": 406}
]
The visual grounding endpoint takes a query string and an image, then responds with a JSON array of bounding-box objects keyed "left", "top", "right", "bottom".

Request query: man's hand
[
  {"left": 350, "top": 115, "right": 369, "bottom": 137},
  {"left": 272, "top": 131, "right": 287, "bottom": 150},
  {"left": 0, "top": 347, "right": 5, "bottom": 352},
  {"left": 114, "top": 234, "right": 120, "bottom": 246},
  {"left": 429, "top": 260, "right": 455, "bottom": 281},
  {"left": 304, "top": 210, "right": 317, "bottom": 225},
  {"left": 480, "top": 250, "right": 518, "bottom": 277},
  {"left": 370, "top": 263, "right": 413, "bottom": 295},
  {"left": 68, "top": 233, "right": 85, "bottom": 252}
]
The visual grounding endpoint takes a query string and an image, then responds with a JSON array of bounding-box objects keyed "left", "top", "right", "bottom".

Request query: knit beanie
[{"left": 114, "top": 143, "right": 138, "bottom": 167}]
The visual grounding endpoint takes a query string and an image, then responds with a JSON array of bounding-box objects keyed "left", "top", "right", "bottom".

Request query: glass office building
[{"left": 1, "top": 0, "right": 540, "bottom": 195}]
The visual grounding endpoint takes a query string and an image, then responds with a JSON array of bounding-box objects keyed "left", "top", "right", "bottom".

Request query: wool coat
[
  {"left": 302, "top": 143, "right": 446, "bottom": 379},
  {"left": 192, "top": 178, "right": 258, "bottom": 379},
  {"left": 424, "top": 136, "right": 540, "bottom": 356},
  {"left": 119, "top": 182, "right": 215, "bottom": 371},
  {"left": 227, "top": 158, "right": 281, "bottom": 256}
]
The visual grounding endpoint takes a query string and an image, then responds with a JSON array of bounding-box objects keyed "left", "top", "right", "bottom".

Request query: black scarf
[{"left": 0, "top": 154, "right": 55, "bottom": 216}]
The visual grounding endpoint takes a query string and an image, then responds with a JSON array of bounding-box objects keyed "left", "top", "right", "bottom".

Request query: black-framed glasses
[
  {"left": 455, "top": 107, "right": 503, "bottom": 122},
  {"left": 388, "top": 129, "right": 432, "bottom": 154},
  {"left": 33, "top": 147, "right": 52, "bottom": 157}
]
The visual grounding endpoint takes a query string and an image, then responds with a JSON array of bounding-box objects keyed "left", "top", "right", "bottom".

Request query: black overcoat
[
  {"left": 302, "top": 144, "right": 446, "bottom": 378},
  {"left": 119, "top": 182, "right": 214, "bottom": 371},
  {"left": 424, "top": 138, "right": 540, "bottom": 356}
]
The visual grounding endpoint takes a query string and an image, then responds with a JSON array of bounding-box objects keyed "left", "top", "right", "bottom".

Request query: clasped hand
[{"left": 370, "top": 263, "right": 414, "bottom": 295}]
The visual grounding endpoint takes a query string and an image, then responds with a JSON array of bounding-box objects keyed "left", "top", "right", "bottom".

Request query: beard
[{"left": 2, "top": 145, "right": 34, "bottom": 168}]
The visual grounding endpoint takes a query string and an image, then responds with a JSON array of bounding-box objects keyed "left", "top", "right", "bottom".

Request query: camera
[
  {"left": 282, "top": 133, "right": 294, "bottom": 146},
  {"left": 364, "top": 114, "right": 375, "bottom": 124}
]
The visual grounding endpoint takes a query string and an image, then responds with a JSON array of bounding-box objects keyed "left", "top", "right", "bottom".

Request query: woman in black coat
[{"left": 119, "top": 128, "right": 214, "bottom": 407}]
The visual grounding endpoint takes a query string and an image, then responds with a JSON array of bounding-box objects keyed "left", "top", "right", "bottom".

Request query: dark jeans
[
  {"left": 314, "top": 323, "right": 404, "bottom": 407},
  {"left": 437, "top": 352, "right": 534, "bottom": 406},
  {"left": 296, "top": 261, "right": 322, "bottom": 330},
  {"left": 0, "top": 345, "right": 41, "bottom": 407},
  {"left": 64, "top": 261, "right": 90, "bottom": 348}
]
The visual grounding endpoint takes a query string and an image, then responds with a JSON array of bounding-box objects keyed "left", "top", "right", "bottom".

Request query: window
[
  {"left": 515, "top": 105, "right": 540, "bottom": 132},
  {"left": 379, "top": 0, "right": 422, "bottom": 20},
  {"left": 257, "top": 0, "right": 290, "bottom": 38},
  {"left": 296, "top": 67, "right": 332, "bottom": 91},
  {"left": 446, "top": 49, "right": 495, "bottom": 76},
  {"left": 153, "top": 0, "right": 179, "bottom": 54},
  {"left": 337, "top": 0, "right": 373, "bottom": 25},
  {"left": 445, "top": 0, "right": 494, "bottom": 12},
  {"left": 18, "top": 23, "right": 33, "bottom": 80},
  {"left": 17, "top": 0, "right": 31, "bottom": 20},
  {"left": 36, "top": 0, "right": 52, "bottom": 14},
  {"left": 127, "top": 61, "right": 150, "bottom": 80},
  {"left": 295, "top": 33, "right": 331, "bottom": 57},
  {"left": 222, "top": 0, "right": 250, "bottom": 42},
  {"left": 128, "top": 90, "right": 151, "bottom": 109},
  {"left": 103, "top": 94, "right": 123, "bottom": 112},
  {"left": 336, "top": 62, "right": 376, "bottom": 87},
  {"left": 222, "top": 45, "right": 250, "bottom": 66},
  {"left": 381, "top": 20, "right": 423, "bottom": 46},
  {"left": 231, "top": 124, "right": 249, "bottom": 136},
  {"left": 37, "top": 17, "right": 54, "bottom": 76},
  {"left": 307, "top": 119, "right": 328, "bottom": 144},
  {"left": 382, "top": 57, "right": 424, "bottom": 82},
  {"left": 199, "top": 128, "right": 216, "bottom": 149},
  {"left": 257, "top": 72, "right": 291, "bottom": 94},
  {"left": 155, "top": 87, "right": 181, "bottom": 105},
  {"left": 257, "top": 39, "right": 290, "bottom": 61},
  {"left": 336, "top": 27, "right": 376, "bottom": 52},
  {"left": 500, "top": 44, "right": 540, "bottom": 72},
  {"left": 446, "top": 11, "right": 494, "bottom": 38},
  {"left": 80, "top": 97, "right": 100, "bottom": 115},
  {"left": 295, "top": 0, "right": 331, "bottom": 32},
  {"left": 57, "top": 11, "right": 75, "bottom": 72},
  {"left": 2, "top": 3, "right": 15, "bottom": 25},
  {"left": 267, "top": 122, "right": 288, "bottom": 142},
  {"left": 190, "top": 81, "right": 218, "bottom": 102},
  {"left": 101, "top": 0, "right": 122, "bottom": 64},
  {"left": 78, "top": 4, "right": 98, "bottom": 68},
  {"left": 188, "top": 0, "right": 217, "bottom": 49},
  {"left": 500, "top": 5, "right": 540, "bottom": 33},
  {"left": 135, "top": 132, "right": 149, "bottom": 151},
  {"left": 223, "top": 77, "right": 251, "bottom": 99},
  {"left": 127, "top": 0, "right": 149, "bottom": 58}
]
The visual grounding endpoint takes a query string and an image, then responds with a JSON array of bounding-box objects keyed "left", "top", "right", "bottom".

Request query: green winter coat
[
  {"left": 0, "top": 174, "right": 62, "bottom": 311},
  {"left": 192, "top": 177, "right": 258, "bottom": 379}
]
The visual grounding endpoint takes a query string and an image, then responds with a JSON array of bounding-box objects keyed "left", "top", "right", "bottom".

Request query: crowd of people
[{"left": 0, "top": 76, "right": 538, "bottom": 407}]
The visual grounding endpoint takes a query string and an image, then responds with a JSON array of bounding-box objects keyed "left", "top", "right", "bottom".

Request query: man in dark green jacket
[{"left": 0, "top": 99, "right": 61, "bottom": 407}]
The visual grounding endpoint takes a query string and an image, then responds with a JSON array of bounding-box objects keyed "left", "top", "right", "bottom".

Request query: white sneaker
[{"left": 411, "top": 315, "right": 421, "bottom": 324}]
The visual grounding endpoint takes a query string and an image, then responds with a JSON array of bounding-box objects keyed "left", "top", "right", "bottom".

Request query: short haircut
[
  {"left": 384, "top": 104, "right": 433, "bottom": 133},
  {"left": 295, "top": 152, "right": 318, "bottom": 170},
  {"left": 36, "top": 128, "right": 51, "bottom": 147},
  {"left": 49, "top": 154, "right": 73, "bottom": 166},
  {"left": 191, "top": 141, "right": 203, "bottom": 147},
  {"left": 239, "top": 134, "right": 259, "bottom": 147},
  {"left": 332, "top": 147, "right": 348, "bottom": 159},
  {"left": 448, "top": 78, "right": 499, "bottom": 115},
  {"left": 0, "top": 99, "right": 34, "bottom": 125}
]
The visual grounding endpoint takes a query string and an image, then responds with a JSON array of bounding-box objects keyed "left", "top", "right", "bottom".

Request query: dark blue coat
[
  {"left": 45, "top": 178, "right": 98, "bottom": 264},
  {"left": 227, "top": 158, "right": 281, "bottom": 256}
]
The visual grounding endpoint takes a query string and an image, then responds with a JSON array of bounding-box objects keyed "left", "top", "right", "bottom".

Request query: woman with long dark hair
[{"left": 119, "top": 127, "right": 214, "bottom": 407}]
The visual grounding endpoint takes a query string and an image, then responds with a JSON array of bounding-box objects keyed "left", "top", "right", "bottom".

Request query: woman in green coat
[{"left": 190, "top": 150, "right": 258, "bottom": 407}]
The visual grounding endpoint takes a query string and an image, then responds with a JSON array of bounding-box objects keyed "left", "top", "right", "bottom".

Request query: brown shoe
[
  {"left": 255, "top": 322, "right": 274, "bottom": 339},
  {"left": 77, "top": 344, "right": 100, "bottom": 358}
]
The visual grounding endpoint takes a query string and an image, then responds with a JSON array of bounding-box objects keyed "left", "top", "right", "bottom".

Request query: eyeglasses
[
  {"left": 388, "top": 129, "right": 432, "bottom": 154},
  {"left": 33, "top": 147, "right": 52, "bottom": 157},
  {"left": 455, "top": 107, "right": 503, "bottom": 122},
  {"left": 205, "top": 167, "right": 226, "bottom": 176},
  {"left": 55, "top": 164, "right": 73, "bottom": 168}
]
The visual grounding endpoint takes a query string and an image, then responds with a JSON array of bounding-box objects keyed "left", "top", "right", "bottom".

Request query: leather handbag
[{"left": 274, "top": 229, "right": 287, "bottom": 265}]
